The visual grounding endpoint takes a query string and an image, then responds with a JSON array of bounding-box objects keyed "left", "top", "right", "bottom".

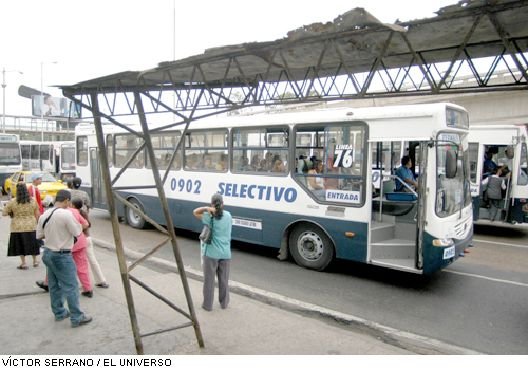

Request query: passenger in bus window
[
  {"left": 395, "top": 156, "right": 418, "bottom": 192},
  {"left": 271, "top": 158, "right": 285, "bottom": 173},
  {"left": 215, "top": 153, "right": 227, "bottom": 171},
  {"left": 308, "top": 160, "right": 325, "bottom": 198},
  {"left": 264, "top": 152, "right": 274, "bottom": 170},
  {"left": 324, "top": 158, "right": 339, "bottom": 190},
  {"left": 258, "top": 159, "right": 268, "bottom": 171},
  {"left": 250, "top": 154, "right": 260, "bottom": 171},
  {"left": 502, "top": 146, "right": 528, "bottom": 185},
  {"left": 203, "top": 155, "right": 215, "bottom": 170}
]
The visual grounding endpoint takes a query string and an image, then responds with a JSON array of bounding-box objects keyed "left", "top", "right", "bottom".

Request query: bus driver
[{"left": 395, "top": 156, "right": 418, "bottom": 192}]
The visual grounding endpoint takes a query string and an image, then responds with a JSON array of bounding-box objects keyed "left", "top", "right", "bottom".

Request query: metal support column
[
  {"left": 134, "top": 91, "right": 204, "bottom": 348},
  {"left": 90, "top": 93, "right": 145, "bottom": 354}
]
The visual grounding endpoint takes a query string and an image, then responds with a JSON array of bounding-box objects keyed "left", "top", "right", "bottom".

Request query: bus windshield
[
  {"left": 0, "top": 143, "right": 21, "bottom": 165},
  {"left": 436, "top": 132, "right": 471, "bottom": 217}
]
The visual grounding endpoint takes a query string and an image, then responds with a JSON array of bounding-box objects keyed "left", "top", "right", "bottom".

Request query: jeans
[{"left": 42, "top": 249, "right": 84, "bottom": 324}]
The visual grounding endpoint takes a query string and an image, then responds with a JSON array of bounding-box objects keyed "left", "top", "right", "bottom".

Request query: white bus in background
[
  {"left": 20, "top": 140, "right": 76, "bottom": 181},
  {"left": 468, "top": 124, "right": 528, "bottom": 225},
  {"left": 0, "top": 133, "right": 22, "bottom": 195},
  {"left": 75, "top": 103, "right": 473, "bottom": 275}
]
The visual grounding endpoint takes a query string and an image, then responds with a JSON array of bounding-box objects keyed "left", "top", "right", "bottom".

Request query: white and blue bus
[
  {"left": 468, "top": 124, "right": 528, "bottom": 225},
  {"left": 75, "top": 103, "right": 473, "bottom": 274},
  {"left": 20, "top": 140, "right": 76, "bottom": 181},
  {"left": 0, "top": 133, "right": 22, "bottom": 195}
]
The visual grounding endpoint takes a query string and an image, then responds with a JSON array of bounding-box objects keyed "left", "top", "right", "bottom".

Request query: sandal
[
  {"left": 33, "top": 262, "right": 39, "bottom": 267},
  {"left": 17, "top": 265, "right": 29, "bottom": 270}
]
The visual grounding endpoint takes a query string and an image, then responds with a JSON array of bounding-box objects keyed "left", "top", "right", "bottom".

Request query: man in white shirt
[{"left": 37, "top": 189, "right": 92, "bottom": 328}]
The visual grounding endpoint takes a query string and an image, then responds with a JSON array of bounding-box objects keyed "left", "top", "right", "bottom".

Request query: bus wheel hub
[{"left": 298, "top": 232, "right": 323, "bottom": 261}]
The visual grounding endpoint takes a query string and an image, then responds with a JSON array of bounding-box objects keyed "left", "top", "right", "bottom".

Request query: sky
[{"left": 1, "top": 0, "right": 459, "bottom": 116}]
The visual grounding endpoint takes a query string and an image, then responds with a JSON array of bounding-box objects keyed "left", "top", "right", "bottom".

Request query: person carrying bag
[{"left": 193, "top": 193, "right": 232, "bottom": 311}]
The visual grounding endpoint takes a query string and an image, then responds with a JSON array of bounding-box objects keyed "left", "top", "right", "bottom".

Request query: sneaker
[
  {"left": 55, "top": 311, "right": 70, "bottom": 321},
  {"left": 81, "top": 291, "right": 93, "bottom": 298},
  {"left": 96, "top": 282, "right": 109, "bottom": 289},
  {"left": 36, "top": 280, "right": 49, "bottom": 292},
  {"left": 71, "top": 315, "right": 92, "bottom": 328}
]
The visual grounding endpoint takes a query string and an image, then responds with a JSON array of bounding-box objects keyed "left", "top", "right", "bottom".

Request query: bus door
[
  {"left": 370, "top": 140, "right": 420, "bottom": 271},
  {"left": 89, "top": 148, "right": 107, "bottom": 206},
  {"left": 415, "top": 142, "right": 428, "bottom": 269}
]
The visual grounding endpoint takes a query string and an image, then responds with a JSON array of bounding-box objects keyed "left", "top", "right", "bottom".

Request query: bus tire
[
  {"left": 126, "top": 198, "right": 147, "bottom": 229},
  {"left": 288, "top": 224, "right": 334, "bottom": 271}
]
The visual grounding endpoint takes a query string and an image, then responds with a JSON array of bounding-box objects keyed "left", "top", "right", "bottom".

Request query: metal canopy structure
[
  {"left": 59, "top": 0, "right": 528, "bottom": 355},
  {"left": 63, "top": 0, "right": 528, "bottom": 116}
]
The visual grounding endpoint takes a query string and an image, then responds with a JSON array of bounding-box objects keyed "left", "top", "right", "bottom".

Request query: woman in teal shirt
[{"left": 193, "top": 193, "right": 232, "bottom": 311}]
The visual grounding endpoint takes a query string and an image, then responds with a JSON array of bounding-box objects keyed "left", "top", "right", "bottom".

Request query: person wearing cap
[
  {"left": 36, "top": 189, "right": 92, "bottom": 327},
  {"left": 28, "top": 173, "right": 44, "bottom": 214},
  {"left": 193, "top": 193, "right": 233, "bottom": 311}
]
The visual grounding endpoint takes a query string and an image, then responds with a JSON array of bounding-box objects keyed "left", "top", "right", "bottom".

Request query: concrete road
[{"left": 89, "top": 209, "right": 528, "bottom": 354}]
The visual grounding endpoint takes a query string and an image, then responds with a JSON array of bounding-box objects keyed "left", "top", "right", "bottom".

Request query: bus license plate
[{"left": 443, "top": 246, "right": 455, "bottom": 259}]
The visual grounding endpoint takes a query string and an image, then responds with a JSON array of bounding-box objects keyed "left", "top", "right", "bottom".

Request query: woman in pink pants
[{"left": 69, "top": 205, "right": 92, "bottom": 297}]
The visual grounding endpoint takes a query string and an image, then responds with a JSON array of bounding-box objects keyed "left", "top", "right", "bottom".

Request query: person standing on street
[
  {"left": 37, "top": 189, "right": 92, "bottom": 327},
  {"left": 193, "top": 193, "right": 232, "bottom": 311},
  {"left": 27, "top": 173, "right": 44, "bottom": 215},
  {"left": 68, "top": 178, "right": 109, "bottom": 289},
  {"left": 2, "top": 183, "right": 41, "bottom": 269},
  {"left": 67, "top": 177, "right": 91, "bottom": 211}
]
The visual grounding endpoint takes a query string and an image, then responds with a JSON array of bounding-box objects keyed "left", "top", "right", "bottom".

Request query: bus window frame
[
  {"left": 184, "top": 128, "right": 229, "bottom": 173},
  {"left": 231, "top": 125, "right": 290, "bottom": 175},
  {"left": 76, "top": 136, "right": 89, "bottom": 166},
  {"left": 293, "top": 121, "right": 368, "bottom": 208},
  {"left": 114, "top": 133, "right": 145, "bottom": 169},
  {"left": 146, "top": 130, "right": 182, "bottom": 171}
]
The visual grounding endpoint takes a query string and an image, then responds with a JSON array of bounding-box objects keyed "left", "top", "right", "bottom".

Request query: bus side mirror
[{"left": 446, "top": 149, "right": 457, "bottom": 179}]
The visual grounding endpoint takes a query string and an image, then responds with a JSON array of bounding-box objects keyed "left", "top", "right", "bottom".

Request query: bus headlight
[{"left": 432, "top": 238, "right": 454, "bottom": 247}]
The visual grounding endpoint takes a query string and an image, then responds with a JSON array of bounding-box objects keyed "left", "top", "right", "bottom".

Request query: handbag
[{"left": 199, "top": 218, "right": 213, "bottom": 244}]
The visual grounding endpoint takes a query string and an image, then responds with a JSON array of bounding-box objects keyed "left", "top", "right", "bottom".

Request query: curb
[{"left": 93, "top": 238, "right": 484, "bottom": 355}]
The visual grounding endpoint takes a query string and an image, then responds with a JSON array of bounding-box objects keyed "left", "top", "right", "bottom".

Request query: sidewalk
[{"left": 0, "top": 214, "right": 472, "bottom": 355}]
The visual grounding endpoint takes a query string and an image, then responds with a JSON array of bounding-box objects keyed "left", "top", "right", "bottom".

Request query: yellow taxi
[{"left": 4, "top": 171, "right": 68, "bottom": 206}]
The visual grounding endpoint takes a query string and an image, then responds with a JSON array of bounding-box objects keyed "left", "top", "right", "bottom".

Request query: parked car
[{"left": 3, "top": 171, "right": 68, "bottom": 206}]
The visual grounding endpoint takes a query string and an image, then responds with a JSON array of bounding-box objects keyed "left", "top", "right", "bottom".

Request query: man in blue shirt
[
  {"left": 395, "top": 155, "right": 418, "bottom": 192},
  {"left": 483, "top": 151, "right": 497, "bottom": 177}
]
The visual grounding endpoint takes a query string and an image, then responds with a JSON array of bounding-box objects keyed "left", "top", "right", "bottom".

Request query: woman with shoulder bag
[
  {"left": 193, "top": 193, "right": 232, "bottom": 311},
  {"left": 2, "top": 183, "right": 41, "bottom": 269}
]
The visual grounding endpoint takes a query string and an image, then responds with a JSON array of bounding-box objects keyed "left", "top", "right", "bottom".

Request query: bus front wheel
[
  {"left": 126, "top": 198, "right": 147, "bottom": 229},
  {"left": 289, "top": 224, "right": 334, "bottom": 271}
]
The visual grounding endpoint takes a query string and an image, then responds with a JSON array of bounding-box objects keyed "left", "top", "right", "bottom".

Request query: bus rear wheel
[
  {"left": 288, "top": 224, "right": 334, "bottom": 271},
  {"left": 126, "top": 198, "right": 147, "bottom": 229}
]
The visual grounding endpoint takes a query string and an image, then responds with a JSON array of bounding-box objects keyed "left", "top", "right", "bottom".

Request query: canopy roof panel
[{"left": 61, "top": 0, "right": 528, "bottom": 102}]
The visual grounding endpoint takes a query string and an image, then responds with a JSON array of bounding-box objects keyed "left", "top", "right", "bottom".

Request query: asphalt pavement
[{"left": 0, "top": 210, "right": 479, "bottom": 355}]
